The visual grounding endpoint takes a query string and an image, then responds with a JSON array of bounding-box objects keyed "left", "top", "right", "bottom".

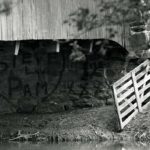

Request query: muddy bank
[{"left": 0, "top": 106, "right": 145, "bottom": 143}]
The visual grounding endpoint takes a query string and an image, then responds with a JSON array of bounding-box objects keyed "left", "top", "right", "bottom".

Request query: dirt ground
[
  {"left": 123, "top": 105, "right": 150, "bottom": 142},
  {"left": 0, "top": 105, "right": 149, "bottom": 142}
]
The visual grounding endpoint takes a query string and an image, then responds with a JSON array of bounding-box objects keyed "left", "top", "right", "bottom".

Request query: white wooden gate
[{"left": 113, "top": 59, "right": 150, "bottom": 129}]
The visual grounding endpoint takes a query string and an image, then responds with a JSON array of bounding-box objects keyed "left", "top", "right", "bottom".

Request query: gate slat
[
  {"left": 113, "top": 72, "right": 131, "bottom": 87},
  {"left": 136, "top": 70, "right": 149, "bottom": 81},
  {"left": 121, "top": 103, "right": 137, "bottom": 118},
  {"left": 134, "top": 59, "right": 149, "bottom": 73},
  {"left": 116, "top": 80, "right": 133, "bottom": 95},
  {"left": 137, "top": 74, "right": 150, "bottom": 88},
  {"left": 118, "top": 87, "right": 135, "bottom": 103},
  {"left": 119, "top": 95, "right": 136, "bottom": 111},
  {"left": 143, "top": 101, "right": 150, "bottom": 110},
  {"left": 121, "top": 109, "right": 138, "bottom": 129},
  {"left": 138, "top": 82, "right": 150, "bottom": 95},
  {"left": 142, "top": 91, "right": 150, "bottom": 102}
]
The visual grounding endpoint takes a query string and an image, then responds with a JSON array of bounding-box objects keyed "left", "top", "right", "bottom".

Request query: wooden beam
[
  {"left": 112, "top": 85, "right": 123, "bottom": 130},
  {"left": 56, "top": 41, "right": 60, "bottom": 53},
  {"left": 89, "top": 40, "right": 93, "bottom": 53},
  {"left": 131, "top": 71, "right": 142, "bottom": 112},
  {"left": 140, "top": 64, "right": 150, "bottom": 100},
  {"left": 14, "top": 41, "right": 20, "bottom": 56}
]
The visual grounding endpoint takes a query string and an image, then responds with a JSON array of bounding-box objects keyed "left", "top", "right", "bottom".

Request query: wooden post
[
  {"left": 140, "top": 64, "right": 149, "bottom": 100},
  {"left": 89, "top": 40, "right": 93, "bottom": 53},
  {"left": 131, "top": 71, "right": 142, "bottom": 112},
  {"left": 56, "top": 41, "right": 60, "bottom": 53},
  {"left": 112, "top": 85, "right": 123, "bottom": 130},
  {"left": 14, "top": 41, "right": 20, "bottom": 56},
  {"left": 13, "top": 41, "right": 20, "bottom": 68}
]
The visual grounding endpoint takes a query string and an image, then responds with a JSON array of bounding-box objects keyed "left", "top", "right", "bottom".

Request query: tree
[
  {"left": 63, "top": 0, "right": 150, "bottom": 95},
  {"left": 64, "top": 0, "right": 150, "bottom": 37}
]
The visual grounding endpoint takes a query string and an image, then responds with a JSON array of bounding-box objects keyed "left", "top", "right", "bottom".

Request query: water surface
[{"left": 0, "top": 142, "right": 149, "bottom": 150}]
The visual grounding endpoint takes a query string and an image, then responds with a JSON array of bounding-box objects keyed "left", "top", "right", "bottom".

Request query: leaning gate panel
[{"left": 113, "top": 59, "right": 150, "bottom": 129}]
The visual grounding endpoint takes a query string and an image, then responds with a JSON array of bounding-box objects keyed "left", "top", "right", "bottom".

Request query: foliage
[
  {"left": 63, "top": 0, "right": 150, "bottom": 86},
  {"left": 0, "top": 0, "right": 20, "bottom": 15},
  {"left": 64, "top": 0, "right": 150, "bottom": 36},
  {"left": 64, "top": 7, "right": 100, "bottom": 33},
  {"left": 0, "top": 0, "right": 13, "bottom": 15}
]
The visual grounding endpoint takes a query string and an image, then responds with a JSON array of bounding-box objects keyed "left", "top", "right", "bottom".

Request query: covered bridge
[
  {"left": 0, "top": 0, "right": 129, "bottom": 45},
  {"left": 0, "top": 0, "right": 149, "bottom": 114}
]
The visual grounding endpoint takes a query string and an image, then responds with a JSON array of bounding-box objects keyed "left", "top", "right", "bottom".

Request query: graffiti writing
[{"left": 0, "top": 47, "right": 106, "bottom": 98}]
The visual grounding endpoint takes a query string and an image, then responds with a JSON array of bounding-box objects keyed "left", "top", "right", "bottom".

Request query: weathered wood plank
[
  {"left": 132, "top": 71, "right": 142, "bottom": 112},
  {"left": 142, "top": 100, "right": 150, "bottom": 110},
  {"left": 138, "top": 81, "right": 150, "bottom": 96},
  {"left": 116, "top": 80, "right": 133, "bottom": 95},
  {"left": 142, "top": 91, "right": 150, "bottom": 102},
  {"left": 136, "top": 70, "right": 149, "bottom": 82},
  {"left": 121, "top": 109, "right": 138, "bottom": 129},
  {"left": 114, "top": 72, "right": 131, "bottom": 88},
  {"left": 121, "top": 103, "right": 137, "bottom": 118},
  {"left": 137, "top": 74, "right": 150, "bottom": 88},
  {"left": 112, "top": 85, "right": 123, "bottom": 129},
  {"left": 119, "top": 95, "right": 136, "bottom": 111},
  {"left": 140, "top": 65, "right": 150, "bottom": 100},
  {"left": 117, "top": 87, "right": 134, "bottom": 103},
  {"left": 133, "top": 60, "right": 149, "bottom": 74},
  {"left": 0, "top": 0, "right": 128, "bottom": 43}
]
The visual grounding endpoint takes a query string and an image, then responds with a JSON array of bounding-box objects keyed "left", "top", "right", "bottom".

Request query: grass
[{"left": 0, "top": 105, "right": 149, "bottom": 142}]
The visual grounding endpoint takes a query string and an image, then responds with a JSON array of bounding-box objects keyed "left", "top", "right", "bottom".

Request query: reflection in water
[{"left": 0, "top": 142, "right": 149, "bottom": 150}]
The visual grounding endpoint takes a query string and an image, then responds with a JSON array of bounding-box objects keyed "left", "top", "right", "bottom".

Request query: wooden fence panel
[{"left": 113, "top": 59, "right": 150, "bottom": 130}]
